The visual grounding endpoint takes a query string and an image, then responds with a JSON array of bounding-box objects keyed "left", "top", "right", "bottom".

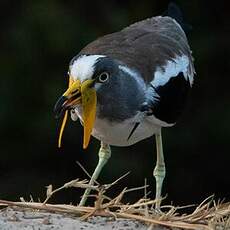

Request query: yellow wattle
[
  {"left": 58, "top": 110, "right": 68, "bottom": 148},
  {"left": 57, "top": 76, "right": 73, "bottom": 148},
  {"left": 81, "top": 80, "right": 97, "bottom": 149}
]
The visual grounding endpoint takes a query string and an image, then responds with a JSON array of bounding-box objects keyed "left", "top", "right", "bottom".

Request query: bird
[{"left": 54, "top": 3, "right": 195, "bottom": 208}]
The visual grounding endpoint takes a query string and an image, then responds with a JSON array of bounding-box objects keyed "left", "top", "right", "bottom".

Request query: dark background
[{"left": 0, "top": 0, "right": 229, "bottom": 206}]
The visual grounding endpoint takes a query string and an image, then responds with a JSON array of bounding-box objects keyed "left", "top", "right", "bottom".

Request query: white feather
[
  {"left": 151, "top": 55, "right": 193, "bottom": 87},
  {"left": 70, "top": 55, "right": 105, "bottom": 82},
  {"left": 118, "top": 65, "right": 145, "bottom": 88}
]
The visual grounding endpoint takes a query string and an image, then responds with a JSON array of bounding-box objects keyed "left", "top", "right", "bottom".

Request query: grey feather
[{"left": 79, "top": 16, "right": 194, "bottom": 83}]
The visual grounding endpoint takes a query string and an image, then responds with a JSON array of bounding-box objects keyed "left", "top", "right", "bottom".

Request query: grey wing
[
  {"left": 79, "top": 16, "right": 195, "bottom": 83},
  {"left": 80, "top": 16, "right": 195, "bottom": 125}
]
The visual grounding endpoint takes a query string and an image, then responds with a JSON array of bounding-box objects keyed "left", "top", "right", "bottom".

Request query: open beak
[
  {"left": 54, "top": 79, "right": 82, "bottom": 118},
  {"left": 54, "top": 78, "right": 97, "bottom": 149}
]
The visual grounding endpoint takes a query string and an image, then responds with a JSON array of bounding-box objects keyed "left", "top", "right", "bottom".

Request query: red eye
[{"left": 98, "top": 72, "right": 109, "bottom": 83}]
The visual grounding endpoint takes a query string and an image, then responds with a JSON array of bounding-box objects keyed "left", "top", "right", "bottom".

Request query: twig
[
  {"left": 76, "top": 161, "right": 99, "bottom": 185},
  {"left": 104, "top": 172, "right": 130, "bottom": 190},
  {"left": 43, "top": 179, "right": 90, "bottom": 204}
]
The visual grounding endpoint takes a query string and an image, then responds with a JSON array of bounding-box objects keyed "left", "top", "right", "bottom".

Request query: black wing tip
[{"left": 163, "top": 2, "right": 193, "bottom": 35}]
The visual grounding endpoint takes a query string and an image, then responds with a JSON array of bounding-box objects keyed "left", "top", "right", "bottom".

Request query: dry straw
[{"left": 0, "top": 172, "right": 229, "bottom": 230}]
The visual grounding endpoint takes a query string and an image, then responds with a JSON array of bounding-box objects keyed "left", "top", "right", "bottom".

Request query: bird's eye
[{"left": 98, "top": 72, "right": 109, "bottom": 83}]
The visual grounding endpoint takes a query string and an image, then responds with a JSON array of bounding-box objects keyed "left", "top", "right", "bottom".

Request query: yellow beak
[{"left": 54, "top": 77, "right": 97, "bottom": 149}]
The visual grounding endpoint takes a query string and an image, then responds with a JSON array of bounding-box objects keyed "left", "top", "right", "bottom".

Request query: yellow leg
[
  {"left": 79, "top": 142, "right": 111, "bottom": 206},
  {"left": 153, "top": 129, "right": 166, "bottom": 209}
]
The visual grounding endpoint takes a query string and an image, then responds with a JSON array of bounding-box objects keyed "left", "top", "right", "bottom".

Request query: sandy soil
[{"left": 0, "top": 207, "right": 166, "bottom": 230}]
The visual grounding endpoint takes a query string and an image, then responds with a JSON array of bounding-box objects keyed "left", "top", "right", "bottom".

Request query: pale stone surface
[{"left": 0, "top": 207, "right": 167, "bottom": 230}]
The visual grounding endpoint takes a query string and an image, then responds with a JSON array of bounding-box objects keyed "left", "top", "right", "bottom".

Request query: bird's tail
[{"left": 163, "top": 2, "right": 192, "bottom": 35}]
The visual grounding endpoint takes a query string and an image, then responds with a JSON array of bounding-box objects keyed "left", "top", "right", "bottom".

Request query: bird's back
[{"left": 80, "top": 16, "right": 194, "bottom": 83}]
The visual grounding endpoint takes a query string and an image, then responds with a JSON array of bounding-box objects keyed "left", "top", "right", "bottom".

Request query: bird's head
[
  {"left": 54, "top": 55, "right": 129, "bottom": 149},
  {"left": 54, "top": 54, "right": 145, "bottom": 148}
]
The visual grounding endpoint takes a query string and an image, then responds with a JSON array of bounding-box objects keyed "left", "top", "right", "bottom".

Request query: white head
[{"left": 69, "top": 55, "right": 105, "bottom": 82}]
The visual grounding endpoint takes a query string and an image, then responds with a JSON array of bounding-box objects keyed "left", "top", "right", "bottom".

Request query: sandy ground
[{"left": 0, "top": 207, "right": 166, "bottom": 230}]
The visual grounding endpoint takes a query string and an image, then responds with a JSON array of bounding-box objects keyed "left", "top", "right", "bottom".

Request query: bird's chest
[
  {"left": 92, "top": 116, "right": 161, "bottom": 146},
  {"left": 72, "top": 105, "right": 162, "bottom": 146}
]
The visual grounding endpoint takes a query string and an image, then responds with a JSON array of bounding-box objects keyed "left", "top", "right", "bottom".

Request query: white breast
[
  {"left": 92, "top": 116, "right": 160, "bottom": 146},
  {"left": 72, "top": 106, "right": 171, "bottom": 146}
]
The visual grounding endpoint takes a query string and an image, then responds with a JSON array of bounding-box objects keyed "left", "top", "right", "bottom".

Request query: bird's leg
[
  {"left": 79, "top": 142, "right": 111, "bottom": 206},
  {"left": 153, "top": 129, "right": 166, "bottom": 209}
]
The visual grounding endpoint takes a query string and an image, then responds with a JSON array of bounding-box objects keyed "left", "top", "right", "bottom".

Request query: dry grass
[{"left": 0, "top": 174, "right": 229, "bottom": 230}]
